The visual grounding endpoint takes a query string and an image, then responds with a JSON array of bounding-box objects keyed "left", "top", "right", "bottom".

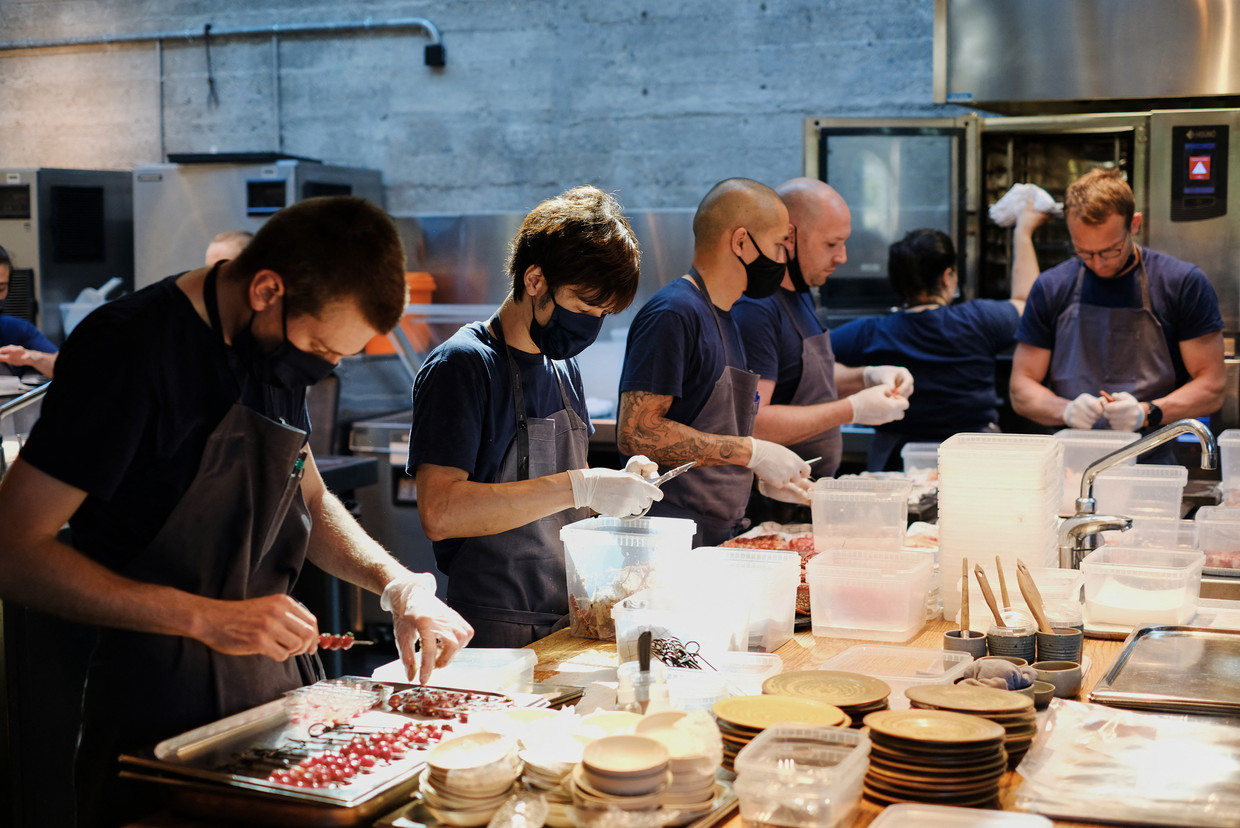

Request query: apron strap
[
  {"left": 777, "top": 289, "right": 816, "bottom": 340},
  {"left": 689, "top": 268, "right": 737, "bottom": 364}
]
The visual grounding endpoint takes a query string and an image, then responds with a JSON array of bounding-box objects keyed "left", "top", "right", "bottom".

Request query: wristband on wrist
[{"left": 1145, "top": 401, "right": 1163, "bottom": 429}]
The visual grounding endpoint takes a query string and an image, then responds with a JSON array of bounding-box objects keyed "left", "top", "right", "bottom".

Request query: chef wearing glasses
[{"left": 1010, "top": 168, "right": 1225, "bottom": 433}]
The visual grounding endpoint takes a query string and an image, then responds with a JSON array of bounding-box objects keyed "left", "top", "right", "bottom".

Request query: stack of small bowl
[
  {"left": 904, "top": 684, "right": 1037, "bottom": 768},
  {"left": 571, "top": 734, "right": 671, "bottom": 819},
  {"left": 635, "top": 712, "right": 722, "bottom": 824},
  {"left": 420, "top": 732, "right": 523, "bottom": 827},
  {"left": 519, "top": 739, "right": 582, "bottom": 828}
]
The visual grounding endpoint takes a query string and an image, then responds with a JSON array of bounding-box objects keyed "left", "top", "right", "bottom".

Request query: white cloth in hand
[
  {"left": 1102, "top": 391, "right": 1145, "bottom": 431},
  {"left": 989, "top": 183, "right": 1063, "bottom": 227},
  {"left": 863, "top": 365, "right": 914, "bottom": 397},
  {"left": 849, "top": 384, "right": 909, "bottom": 425},
  {"left": 745, "top": 437, "right": 810, "bottom": 485},
  {"left": 623, "top": 454, "right": 658, "bottom": 479},
  {"left": 758, "top": 477, "right": 813, "bottom": 505},
  {"left": 568, "top": 467, "right": 663, "bottom": 517},
  {"left": 1063, "top": 393, "right": 1104, "bottom": 429},
  {"left": 380, "top": 574, "right": 474, "bottom": 684}
]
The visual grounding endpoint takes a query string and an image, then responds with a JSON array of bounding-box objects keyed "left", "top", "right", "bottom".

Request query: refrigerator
[{"left": 803, "top": 108, "right": 1240, "bottom": 431}]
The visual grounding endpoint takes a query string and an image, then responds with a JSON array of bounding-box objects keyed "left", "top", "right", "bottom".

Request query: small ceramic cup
[
  {"left": 1032, "top": 660, "right": 1083, "bottom": 698},
  {"left": 944, "top": 629, "right": 988, "bottom": 658},
  {"left": 986, "top": 623, "right": 1036, "bottom": 662},
  {"left": 1030, "top": 680, "right": 1056, "bottom": 710},
  {"left": 1036, "top": 627, "right": 1084, "bottom": 663},
  {"left": 978, "top": 654, "right": 1028, "bottom": 668}
]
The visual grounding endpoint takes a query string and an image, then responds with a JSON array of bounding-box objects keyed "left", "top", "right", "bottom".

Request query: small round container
[
  {"left": 978, "top": 654, "right": 1028, "bottom": 669},
  {"left": 943, "top": 629, "right": 988, "bottom": 658},
  {"left": 1032, "top": 660, "right": 1083, "bottom": 698},
  {"left": 1045, "top": 599, "right": 1085, "bottom": 633},
  {"left": 985, "top": 621, "right": 1036, "bottom": 662},
  {"left": 1036, "top": 627, "right": 1084, "bottom": 663}
]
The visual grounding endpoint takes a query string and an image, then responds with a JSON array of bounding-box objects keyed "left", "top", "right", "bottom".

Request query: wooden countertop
[{"left": 527, "top": 619, "right": 1124, "bottom": 828}]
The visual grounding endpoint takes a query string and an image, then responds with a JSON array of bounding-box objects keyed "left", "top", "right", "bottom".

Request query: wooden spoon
[
  {"left": 961, "top": 557, "right": 969, "bottom": 633},
  {"left": 1016, "top": 559, "right": 1055, "bottom": 634},
  {"left": 973, "top": 564, "right": 1005, "bottom": 626},
  {"left": 995, "top": 556, "right": 1011, "bottom": 611}
]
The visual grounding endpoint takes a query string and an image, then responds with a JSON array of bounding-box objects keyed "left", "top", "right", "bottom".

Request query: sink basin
[{"left": 1200, "top": 576, "right": 1240, "bottom": 601}]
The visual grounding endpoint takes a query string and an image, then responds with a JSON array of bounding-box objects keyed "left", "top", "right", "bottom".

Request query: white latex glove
[
  {"left": 758, "top": 477, "right": 813, "bottom": 505},
  {"left": 1102, "top": 391, "right": 1145, "bottom": 431},
  {"left": 379, "top": 574, "right": 474, "bottom": 684},
  {"left": 863, "top": 365, "right": 915, "bottom": 398},
  {"left": 849, "top": 384, "right": 910, "bottom": 425},
  {"left": 568, "top": 468, "right": 663, "bottom": 517},
  {"left": 746, "top": 437, "right": 810, "bottom": 486},
  {"left": 624, "top": 454, "right": 658, "bottom": 479},
  {"left": 1063, "top": 393, "right": 1104, "bottom": 429}
]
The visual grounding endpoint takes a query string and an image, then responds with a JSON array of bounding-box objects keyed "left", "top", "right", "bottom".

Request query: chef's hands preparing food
[
  {"left": 1101, "top": 391, "right": 1145, "bottom": 431},
  {"left": 381, "top": 574, "right": 474, "bottom": 685},
  {"left": 863, "top": 364, "right": 915, "bottom": 398},
  {"left": 194, "top": 592, "right": 322, "bottom": 661},
  {"left": 568, "top": 466, "right": 664, "bottom": 518},
  {"left": 849, "top": 383, "right": 911, "bottom": 424},
  {"left": 624, "top": 454, "right": 659, "bottom": 479},
  {"left": 758, "top": 476, "right": 814, "bottom": 505},
  {"left": 1062, "top": 392, "right": 1104, "bottom": 429},
  {"left": 746, "top": 437, "right": 811, "bottom": 490}
]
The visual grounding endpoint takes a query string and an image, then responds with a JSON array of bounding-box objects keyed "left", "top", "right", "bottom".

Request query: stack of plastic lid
[{"left": 938, "top": 434, "right": 1063, "bottom": 621}]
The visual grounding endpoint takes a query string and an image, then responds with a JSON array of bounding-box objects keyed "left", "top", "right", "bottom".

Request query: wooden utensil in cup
[
  {"left": 1016, "top": 559, "right": 1055, "bottom": 634},
  {"left": 974, "top": 564, "right": 1006, "bottom": 626}
]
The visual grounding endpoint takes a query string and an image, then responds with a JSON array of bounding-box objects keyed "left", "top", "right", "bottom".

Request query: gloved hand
[
  {"left": 380, "top": 574, "right": 474, "bottom": 684},
  {"left": 568, "top": 468, "right": 663, "bottom": 517},
  {"left": 849, "top": 384, "right": 910, "bottom": 425},
  {"left": 758, "top": 477, "right": 813, "bottom": 505},
  {"left": 1102, "top": 391, "right": 1145, "bottom": 431},
  {"left": 863, "top": 365, "right": 915, "bottom": 398},
  {"left": 746, "top": 437, "right": 810, "bottom": 486},
  {"left": 624, "top": 454, "right": 658, "bottom": 480},
  {"left": 1063, "top": 393, "right": 1104, "bottom": 429}
]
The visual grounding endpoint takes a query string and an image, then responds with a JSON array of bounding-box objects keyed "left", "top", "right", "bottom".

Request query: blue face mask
[{"left": 528, "top": 293, "right": 605, "bottom": 359}]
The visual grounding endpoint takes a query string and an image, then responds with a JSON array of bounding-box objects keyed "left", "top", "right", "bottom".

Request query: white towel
[{"left": 989, "top": 183, "right": 1063, "bottom": 227}]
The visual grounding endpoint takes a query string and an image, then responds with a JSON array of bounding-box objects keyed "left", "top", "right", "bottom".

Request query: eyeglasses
[{"left": 1073, "top": 234, "right": 1130, "bottom": 263}]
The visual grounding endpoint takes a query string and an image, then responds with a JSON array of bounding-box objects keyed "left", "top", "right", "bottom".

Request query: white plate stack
[{"left": 937, "top": 434, "right": 1063, "bottom": 621}]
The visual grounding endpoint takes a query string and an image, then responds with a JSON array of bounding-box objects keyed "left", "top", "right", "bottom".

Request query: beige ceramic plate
[
  {"left": 904, "top": 684, "right": 1034, "bottom": 713},
  {"left": 712, "top": 694, "right": 849, "bottom": 730},
  {"left": 582, "top": 734, "right": 670, "bottom": 776},
  {"left": 863, "top": 709, "right": 1007, "bottom": 746},
  {"left": 762, "top": 670, "right": 892, "bottom": 707}
]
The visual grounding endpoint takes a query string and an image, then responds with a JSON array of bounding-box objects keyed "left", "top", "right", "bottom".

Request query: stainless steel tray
[{"left": 1089, "top": 624, "right": 1240, "bottom": 716}]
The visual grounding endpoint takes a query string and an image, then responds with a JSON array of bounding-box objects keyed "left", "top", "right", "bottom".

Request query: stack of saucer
[
  {"left": 712, "top": 695, "right": 848, "bottom": 770},
  {"left": 762, "top": 670, "right": 892, "bottom": 727},
  {"left": 904, "top": 684, "right": 1038, "bottom": 768},
  {"left": 861, "top": 709, "right": 1007, "bottom": 808},
  {"left": 520, "top": 739, "right": 582, "bottom": 828},
  {"left": 636, "top": 714, "right": 723, "bottom": 825},
  {"left": 571, "top": 735, "right": 671, "bottom": 819},
  {"left": 421, "top": 732, "right": 523, "bottom": 827}
]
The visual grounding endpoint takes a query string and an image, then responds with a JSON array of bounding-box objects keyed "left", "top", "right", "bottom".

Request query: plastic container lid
[{"left": 819, "top": 645, "right": 972, "bottom": 709}]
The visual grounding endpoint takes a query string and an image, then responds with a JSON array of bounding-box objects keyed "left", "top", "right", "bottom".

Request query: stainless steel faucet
[{"left": 1057, "top": 419, "right": 1218, "bottom": 569}]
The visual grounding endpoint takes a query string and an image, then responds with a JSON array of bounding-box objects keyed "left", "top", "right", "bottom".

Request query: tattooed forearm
[{"left": 617, "top": 391, "right": 748, "bottom": 466}]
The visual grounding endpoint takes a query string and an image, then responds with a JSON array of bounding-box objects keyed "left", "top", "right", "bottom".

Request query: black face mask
[
  {"left": 528, "top": 293, "right": 605, "bottom": 359},
  {"left": 232, "top": 302, "right": 336, "bottom": 390},
  {"left": 785, "top": 240, "right": 810, "bottom": 293},
  {"left": 738, "top": 230, "right": 787, "bottom": 299}
]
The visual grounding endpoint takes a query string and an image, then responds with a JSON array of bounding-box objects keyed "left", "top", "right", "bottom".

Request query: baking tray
[{"left": 1089, "top": 624, "right": 1240, "bottom": 716}]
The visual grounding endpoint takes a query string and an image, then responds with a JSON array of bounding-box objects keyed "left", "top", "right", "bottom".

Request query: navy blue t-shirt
[
  {"left": 831, "top": 299, "right": 1019, "bottom": 439},
  {"left": 619, "top": 277, "right": 751, "bottom": 427},
  {"left": 20, "top": 276, "right": 309, "bottom": 570},
  {"left": 1016, "top": 247, "right": 1223, "bottom": 386},
  {"left": 0, "top": 313, "right": 57, "bottom": 375},
  {"left": 733, "top": 288, "right": 827, "bottom": 404}
]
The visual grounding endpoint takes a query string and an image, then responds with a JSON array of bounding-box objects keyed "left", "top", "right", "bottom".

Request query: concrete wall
[{"left": 0, "top": 0, "right": 975, "bottom": 214}]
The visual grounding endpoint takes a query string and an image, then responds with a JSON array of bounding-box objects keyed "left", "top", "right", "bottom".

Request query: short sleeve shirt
[
  {"left": 733, "top": 288, "right": 827, "bottom": 403},
  {"left": 1016, "top": 247, "right": 1223, "bottom": 385},
  {"left": 619, "top": 277, "right": 750, "bottom": 426}
]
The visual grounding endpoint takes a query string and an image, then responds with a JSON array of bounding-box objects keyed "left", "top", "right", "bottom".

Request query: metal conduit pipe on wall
[{"left": 0, "top": 18, "right": 445, "bottom": 159}]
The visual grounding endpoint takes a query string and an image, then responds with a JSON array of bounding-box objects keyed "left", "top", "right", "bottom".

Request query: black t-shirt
[{"left": 21, "top": 276, "right": 309, "bottom": 570}]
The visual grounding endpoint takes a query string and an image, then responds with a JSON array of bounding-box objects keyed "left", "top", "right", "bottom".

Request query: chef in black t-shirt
[{"left": 0, "top": 196, "right": 472, "bottom": 827}]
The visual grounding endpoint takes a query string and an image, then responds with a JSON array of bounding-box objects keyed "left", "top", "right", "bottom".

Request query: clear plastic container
[
  {"left": 1053, "top": 428, "right": 1140, "bottom": 514},
  {"left": 1193, "top": 506, "right": 1240, "bottom": 571},
  {"left": 938, "top": 433, "right": 1063, "bottom": 485},
  {"left": 560, "top": 515, "right": 695, "bottom": 640},
  {"left": 869, "top": 803, "right": 1054, "bottom": 827},
  {"left": 901, "top": 442, "right": 940, "bottom": 474},
  {"left": 658, "top": 546, "right": 800, "bottom": 653},
  {"left": 1105, "top": 517, "right": 1199, "bottom": 551},
  {"left": 806, "top": 549, "right": 934, "bottom": 641},
  {"left": 707, "top": 651, "right": 783, "bottom": 696},
  {"left": 948, "top": 565, "right": 1082, "bottom": 634},
  {"left": 811, "top": 478, "right": 912, "bottom": 551},
  {"left": 819, "top": 645, "right": 972, "bottom": 709},
  {"left": 1092, "top": 464, "right": 1187, "bottom": 521},
  {"left": 1219, "top": 429, "right": 1240, "bottom": 495},
  {"left": 371, "top": 648, "right": 536, "bottom": 692},
  {"left": 733, "top": 725, "right": 869, "bottom": 828},
  {"left": 1081, "top": 546, "right": 1205, "bottom": 626},
  {"left": 610, "top": 588, "right": 748, "bottom": 663}
]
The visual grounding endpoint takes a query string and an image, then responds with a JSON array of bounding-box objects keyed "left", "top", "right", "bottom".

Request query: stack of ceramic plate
[
  {"left": 712, "top": 694, "right": 848, "bottom": 770},
  {"left": 861, "top": 709, "right": 1007, "bottom": 808},
  {"left": 520, "top": 739, "right": 583, "bottom": 828},
  {"left": 636, "top": 713, "right": 723, "bottom": 825},
  {"left": 904, "top": 684, "right": 1038, "bottom": 768},
  {"left": 762, "top": 670, "right": 892, "bottom": 727},
  {"left": 571, "top": 734, "right": 671, "bottom": 819},
  {"left": 421, "top": 732, "right": 523, "bottom": 827}
]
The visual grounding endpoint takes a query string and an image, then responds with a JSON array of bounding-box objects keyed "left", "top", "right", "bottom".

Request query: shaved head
[
  {"left": 776, "top": 177, "right": 848, "bottom": 226},
  {"left": 776, "top": 177, "right": 851, "bottom": 287},
  {"left": 693, "top": 178, "right": 786, "bottom": 254}
]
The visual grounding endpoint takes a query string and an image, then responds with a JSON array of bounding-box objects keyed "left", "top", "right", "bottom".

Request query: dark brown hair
[
  {"left": 889, "top": 229, "right": 955, "bottom": 304},
  {"left": 507, "top": 186, "right": 641, "bottom": 313},
  {"left": 228, "top": 196, "right": 407, "bottom": 333},
  {"left": 1064, "top": 168, "right": 1135, "bottom": 226}
]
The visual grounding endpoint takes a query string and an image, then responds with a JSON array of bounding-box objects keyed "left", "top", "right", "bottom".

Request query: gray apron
[
  {"left": 75, "top": 395, "right": 319, "bottom": 823},
  {"left": 648, "top": 271, "right": 760, "bottom": 547},
  {"left": 1048, "top": 252, "right": 1177, "bottom": 430},
  {"left": 444, "top": 315, "right": 589, "bottom": 648},
  {"left": 778, "top": 289, "right": 842, "bottom": 479}
]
